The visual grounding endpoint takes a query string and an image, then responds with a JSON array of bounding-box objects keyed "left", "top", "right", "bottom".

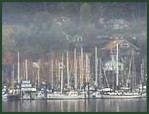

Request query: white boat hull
[
  {"left": 102, "top": 94, "right": 146, "bottom": 99},
  {"left": 90, "top": 92, "right": 102, "bottom": 99},
  {"left": 47, "top": 94, "right": 83, "bottom": 99},
  {"left": 2, "top": 94, "right": 8, "bottom": 101}
]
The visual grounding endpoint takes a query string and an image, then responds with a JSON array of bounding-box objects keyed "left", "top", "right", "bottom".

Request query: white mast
[
  {"left": 58, "top": 61, "right": 60, "bottom": 83},
  {"left": 51, "top": 57, "right": 54, "bottom": 88},
  {"left": 12, "top": 63, "right": 15, "bottom": 81},
  {"left": 60, "top": 54, "right": 64, "bottom": 93},
  {"left": 66, "top": 51, "right": 70, "bottom": 87},
  {"left": 95, "top": 46, "right": 98, "bottom": 86},
  {"left": 74, "top": 48, "right": 77, "bottom": 89},
  {"left": 85, "top": 54, "right": 88, "bottom": 83},
  {"left": 99, "top": 58, "right": 102, "bottom": 87},
  {"left": 17, "top": 51, "right": 20, "bottom": 83},
  {"left": 37, "top": 59, "right": 40, "bottom": 88},
  {"left": 25, "top": 59, "right": 28, "bottom": 80},
  {"left": 141, "top": 59, "right": 144, "bottom": 85},
  {"left": 116, "top": 43, "right": 119, "bottom": 88},
  {"left": 80, "top": 47, "right": 83, "bottom": 88},
  {"left": 79, "top": 54, "right": 81, "bottom": 89}
]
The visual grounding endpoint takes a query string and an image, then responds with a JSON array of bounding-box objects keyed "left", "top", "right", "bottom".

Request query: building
[{"left": 101, "top": 37, "right": 139, "bottom": 89}]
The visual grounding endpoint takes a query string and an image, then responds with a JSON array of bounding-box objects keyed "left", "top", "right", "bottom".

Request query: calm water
[{"left": 2, "top": 98, "right": 147, "bottom": 112}]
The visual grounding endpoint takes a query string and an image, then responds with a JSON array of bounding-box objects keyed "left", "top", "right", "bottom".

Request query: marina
[
  {"left": 2, "top": 40, "right": 147, "bottom": 100},
  {"left": 2, "top": 2, "right": 147, "bottom": 112}
]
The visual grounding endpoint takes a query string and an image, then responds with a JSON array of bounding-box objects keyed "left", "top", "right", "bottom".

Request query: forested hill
[
  {"left": 2, "top": 2, "right": 146, "bottom": 24},
  {"left": 2, "top": 2, "right": 147, "bottom": 62}
]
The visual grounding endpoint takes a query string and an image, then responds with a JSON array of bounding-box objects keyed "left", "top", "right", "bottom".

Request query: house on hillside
[{"left": 101, "top": 37, "right": 139, "bottom": 89}]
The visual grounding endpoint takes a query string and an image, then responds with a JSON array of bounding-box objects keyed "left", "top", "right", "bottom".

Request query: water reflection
[{"left": 2, "top": 98, "right": 146, "bottom": 112}]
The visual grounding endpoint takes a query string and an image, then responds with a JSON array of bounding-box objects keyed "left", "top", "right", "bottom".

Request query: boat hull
[
  {"left": 102, "top": 94, "right": 146, "bottom": 99},
  {"left": 47, "top": 95, "right": 83, "bottom": 100},
  {"left": 8, "top": 94, "right": 20, "bottom": 101},
  {"left": 2, "top": 94, "right": 8, "bottom": 101}
]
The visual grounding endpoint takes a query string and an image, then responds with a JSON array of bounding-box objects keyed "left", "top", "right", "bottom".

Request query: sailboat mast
[
  {"left": 74, "top": 48, "right": 77, "bottom": 89},
  {"left": 116, "top": 43, "right": 119, "bottom": 88},
  {"left": 61, "top": 54, "right": 64, "bottom": 93},
  {"left": 25, "top": 59, "right": 28, "bottom": 80},
  {"left": 140, "top": 59, "right": 144, "bottom": 85},
  {"left": 99, "top": 58, "right": 102, "bottom": 88},
  {"left": 67, "top": 51, "right": 70, "bottom": 87},
  {"left": 142, "top": 59, "right": 145, "bottom": 84},
  {"left": 141, "top": 59, "right": 143, "bottom": 85},
  {"left": 11, "top": 63, "right": 15, "bottom": 91},
  {"left": 37, "top": 59, "right": 40, "bottom": 88},
  {"left": 132, "top": 49, "right": 136, "bottom": 90},
  {"left": 51, "top": 57, "right": 54, "bottom": 88},
  {"left": 85, "top": 54, "right": 88, "bottom": 83},
  {"left": 17, "top": 51, "right": 20, "bottom": 83},
  {"left": 12, "top": 63, "right": 15, "bottom": 81},
  {"left": 80, "top": 47, "right": 83, "bottom": 88},
  {"left": 95, "top": 46, "right": 98, "bottom": 86},
  {"left": 58, "top": 60, "right": 60, "bottom": 83}
]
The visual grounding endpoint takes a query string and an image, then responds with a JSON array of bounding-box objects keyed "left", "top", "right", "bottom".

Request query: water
[{"left": 2, "top": 98, "right": 147, "bottom": 112}]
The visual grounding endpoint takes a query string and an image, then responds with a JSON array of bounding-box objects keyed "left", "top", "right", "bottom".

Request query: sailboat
[
  {"left": 7, "top": 52, "right": 20, "bottom": 101},
  {"left": 136, "top": 59, "right": 146, "bottom": 97},
  {"left": 90, "top": 51, "right": 103, "bottom": 99},
  {"left": 2, "top": 64, "right": 16, "bottom": 101},
  {"left": 47, "top": 51, "right": 81, "bottom": 99},
  {"left": 101, "top": 43, "right": 146, "bottom": 99},
  {"left": 20, "top": 59, "right": 37, "bottom": 100},
  {"left": 7, "top": 77, "right": 20, "bottom": 101}
]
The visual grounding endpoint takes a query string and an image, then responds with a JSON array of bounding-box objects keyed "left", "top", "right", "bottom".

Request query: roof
[{"left": 102, "top": 38, "right": 139, "bottom": 50}]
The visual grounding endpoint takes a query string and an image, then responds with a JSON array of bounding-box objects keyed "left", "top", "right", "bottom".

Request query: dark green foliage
[{"left": 2, "top": 2, "right": 146, "bottom": 61}]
